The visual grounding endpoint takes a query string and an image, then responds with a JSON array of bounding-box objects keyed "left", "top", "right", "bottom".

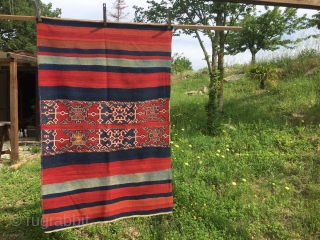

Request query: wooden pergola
[
  {"left": 205, "top": 0, "right": 320, "bottom": 10},
  {"left": 0, "top": 52, "right": 37, "bottom": 164}
]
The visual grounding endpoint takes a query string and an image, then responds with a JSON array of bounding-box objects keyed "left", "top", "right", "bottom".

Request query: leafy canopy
[
  {"left": 225, "top": 6, "right": 307, "bottom": 64},
  {"left": 0, "top": 0, "right": 61, "bottom": 53}
]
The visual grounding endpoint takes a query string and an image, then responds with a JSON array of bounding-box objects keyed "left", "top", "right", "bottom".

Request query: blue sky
[{"left": 42, "top": 0, "right": 319, "bottom": 70}]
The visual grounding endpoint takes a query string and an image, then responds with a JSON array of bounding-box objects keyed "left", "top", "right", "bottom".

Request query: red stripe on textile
[
  {"left": 37, "top": 25, "right": 172, "bottom": 45},
  {"left": 43, "top": 197, "right": 173, "bottom": 227},
  {"left": 38, "top": 52, "right": 171, "bottom": 60},
  {"left": 42, "top": 157, "right": 171, "bottom": 185},
  {"left": 42, "top": 183, "right": 172, "bottom": 210},
  {"left": 37, "top": 39, "right": 171, "bottom": 52},
  {"left": 37, "top": 24, "right": 171, "bottom": 36},
  {"left": 38, "top": 71, "right": 170, "bottom": 89},
  {"left": 38, "top": 31, "right": 171, "bottom": 46}
]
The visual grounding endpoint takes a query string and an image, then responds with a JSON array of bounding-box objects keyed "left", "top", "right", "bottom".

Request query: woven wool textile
[{"left": 37, "top": 18, "right": 173, "bottom": 233}]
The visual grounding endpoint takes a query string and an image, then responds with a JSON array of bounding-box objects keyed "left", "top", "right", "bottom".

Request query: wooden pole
[
  {"left": 203, "top": 0, "right": 320, "bottom": 10},
  {"left": 0, "top": 14, "right": 36, "bottom": 21},
  {"left": 10, "top": 60, "right": 19, "bottom": 164},
  {"left": 0, "top": 14, "right": 242, "bottom": 31}
]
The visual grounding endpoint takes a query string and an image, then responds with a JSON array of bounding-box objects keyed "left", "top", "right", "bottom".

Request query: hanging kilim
[{"left": 37, "top": 18, "right": 173, "bottom": 233}]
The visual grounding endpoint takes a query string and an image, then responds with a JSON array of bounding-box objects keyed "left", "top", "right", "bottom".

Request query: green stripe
[
  {"left": 42, "top": 169, "right": 172, "bottom": 196},
  {"left": 38, "top": 56, "right": 170, "bottom": 68}
]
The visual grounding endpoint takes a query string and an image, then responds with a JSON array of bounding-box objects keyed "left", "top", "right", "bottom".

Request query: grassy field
[{"left": 1, "top": 51, "right": 320, "bottom": 239}]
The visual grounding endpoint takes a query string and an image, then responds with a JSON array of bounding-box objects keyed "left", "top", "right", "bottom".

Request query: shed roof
[{"left": 0, "top": 52, "right": 37, "bottom": 66}]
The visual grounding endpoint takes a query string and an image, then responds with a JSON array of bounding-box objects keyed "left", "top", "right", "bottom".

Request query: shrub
[
  {"left": 247, "top": 64, "right": 280, "bottom": 89},
  {"left": 30, "top": 144, "right": 41, "bottom": 154},
  {"left": 171, "top": 53, "right": 193, "bottom": 75}
]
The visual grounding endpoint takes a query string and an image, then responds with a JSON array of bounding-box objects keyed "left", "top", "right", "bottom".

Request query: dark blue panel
[
  {"left": 38, "top": 47, "right": 171, "bottom": 57},
  {"left": 39, "top": 86, "right": 170, "bottom": 102},
  {"left": 38, "top": 64, "right": 170, "bottom": 74},
  {"left": 41, "top": 147, "right": 171, "bottom": 169}
]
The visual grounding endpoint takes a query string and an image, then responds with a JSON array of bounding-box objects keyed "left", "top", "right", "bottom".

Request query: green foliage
[
  {"left": 0, "top": 0, "right": 61, "bottom": 52},
  {"left": 266, "top": 48, "right": 320, "bottom": 79},
  {"left": 171, "top": 52, "right": 193, "bottom": 75},
  {"left": 308, "top": 10, "right": 320, "bottom": 29},
  {"left": 206, "top": 68, "right": 220, "bottom": 135},
  {"left": 134, "top": 0, "right": 250, "bottom": 134},
  {"left": 247, "top": 64, "right": 279, "bottom": 89},
  {"left": 226, "top": 6, "right": 308, "bottom": 64},
  {"left": 30, "top": 144, "right": 40, "bottom": 154}
]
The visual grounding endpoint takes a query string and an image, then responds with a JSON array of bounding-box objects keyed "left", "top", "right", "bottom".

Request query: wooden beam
[
  {"left": 0, "top": 59, "right": 12, "bottom": 63},
  {"left": 203, "top": 0, "right": 320, "bottom": 10},
  {"left": 9, "top": 60, "right": 19, "bottom": 164},
  {"left": 0, "top": 15, "right": 242, "bottom": 31},
  {"left": 0, "top": 14, "right": 36, "bottom": 21},
  {"left": 172, "top": 24, "right": 242, "bottom": 31},
  {"left": 8, "top": 53, "right": 37, "bottom": 63}
]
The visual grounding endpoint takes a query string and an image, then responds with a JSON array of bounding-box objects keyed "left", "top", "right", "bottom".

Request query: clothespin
[
  {"left": 167, "top": 7, "right": 172, "bottom": 29},
  {"left": 103, "top": 3, "right": 107, "bottom": 26},
  {"left": 32, "top": 0, "right": 42, "bottom": 22}
]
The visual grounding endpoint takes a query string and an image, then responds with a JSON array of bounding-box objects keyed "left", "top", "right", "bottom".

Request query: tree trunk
[
  {"left": 251, "top": 52, "right": 256, "bottom": 65},
  {"left": 207, "top": 21, "right": 220, "bottom": 135},
  {"left": 260, "top": 80, "right": 265, "bottom": 89},
  {"left": 217, "top": 13, "right": 225, "bottom": 112}
]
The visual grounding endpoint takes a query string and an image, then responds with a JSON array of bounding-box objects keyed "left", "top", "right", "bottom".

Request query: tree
[
  {"left": 134, "top": 0, "right": 249, "bottom": 134},
  {"left": 109, "top": 0, "right": 129, "bottom": 22},
  {"left": 0, "top": 0, "right": 61, "bottom": 53},
  {"left": 171, "top": 52, "right": 193, "bottom": 75},
  {"left": 309, "top": 11, "right": 320, "bottom": 29},
  {"left": 225, "top": 6, "right": 307, "bottom": 64}
]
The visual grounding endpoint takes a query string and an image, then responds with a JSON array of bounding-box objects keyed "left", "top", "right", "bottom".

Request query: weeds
[{"left": 30, "top": 144, "right": 41, "bottom": 154}]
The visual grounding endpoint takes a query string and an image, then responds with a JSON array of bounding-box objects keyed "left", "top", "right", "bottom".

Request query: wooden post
[{"left": 10, "top": 60, "right": 19, "bottom": 164}]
